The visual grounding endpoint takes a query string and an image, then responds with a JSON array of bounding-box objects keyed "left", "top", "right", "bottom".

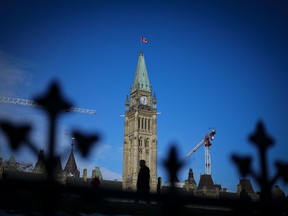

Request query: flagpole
[
  {"left": 140, "top": 36, "right": 148, "bottom": 53},
  {"left": 140, "top": 37, "right": 143, "bottom": 53}
]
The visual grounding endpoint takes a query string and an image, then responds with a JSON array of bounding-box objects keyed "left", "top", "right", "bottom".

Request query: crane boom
[
  {"left": 186, "top": 129, "right": 216, "bottom": 158},
  {"left": 186, "top": 138, "right": 205, "bottom": 158},
  {"left": 0, "top": 96, "right": 96, "bottom": 115}
]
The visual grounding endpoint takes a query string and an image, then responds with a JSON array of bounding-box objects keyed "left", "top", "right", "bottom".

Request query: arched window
[
  {"left": 138, "top": 117, "right": 140, "bottom": 129},
  {"left": 148, "top": 119, "right": 150, "bottom": 131},
  {"left": 145, "top": 139, "right": 149, "bottom": 147}
]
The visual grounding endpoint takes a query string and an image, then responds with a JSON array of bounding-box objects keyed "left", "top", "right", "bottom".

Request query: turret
[
  {"left": 152, "top": 93, "right": 157, "bottom": 109},
  {"left": 125, "top": 95, "right": 129, "bottom": 111}
]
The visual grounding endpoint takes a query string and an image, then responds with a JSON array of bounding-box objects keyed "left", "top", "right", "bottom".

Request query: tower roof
[
  {"left": 239, "top": 178, "right": 255, "bottom": 193},
  {"left": 197, "top": 174, "right": 215, "bottom": 190},
  {"left": 8, "top": 154, "right": 17, "bottom": 164},
  {"left": 131, "top": 51, "right": 151, "bottom": 93},
  {"left": 94, "top": 166, "right": 103, "bottom": 180},
  {"left": 187, "top": 168, "right": 197, "bottom": 185},
  {"left": 33, "top": 149, "right": 46, "bottom": 174},
  {"left": 37, "top": 149, "right": 45, "bottom": 161},
  {"left": 64, "top": 151, "right": 80, "bottom": 177}
]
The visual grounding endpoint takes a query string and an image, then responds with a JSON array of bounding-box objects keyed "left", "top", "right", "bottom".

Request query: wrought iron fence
[{"left": 0, "top": 81, "right": 287, "bottom": 215}]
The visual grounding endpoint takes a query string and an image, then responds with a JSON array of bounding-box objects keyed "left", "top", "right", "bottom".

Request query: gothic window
[
  {"left": 138, "top": 117, "right": 140, "bottom": 129},
  {"left": 145, "top": 139, "right": 149, "bottom": 147},
  {"left": 148, "top": 119, "right": 150, "bottom": 131},
  {"left": 145, "top": 118, "right": 147, "bottom": 130},
  {"left": 142, "top": 118, "right": 144, "bottom": 130}
]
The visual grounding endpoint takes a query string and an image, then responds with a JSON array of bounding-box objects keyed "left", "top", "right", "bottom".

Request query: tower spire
[
  {"left": 71, "top": 137, "right": 75, "bottom": 152},
  {"left": 131, "top": 51, "right": 151, "bottom": 93}
]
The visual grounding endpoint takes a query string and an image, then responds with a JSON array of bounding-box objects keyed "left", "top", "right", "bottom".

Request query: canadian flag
[{"left": 141, "top": 37, "right": 149, "bottom": 43}]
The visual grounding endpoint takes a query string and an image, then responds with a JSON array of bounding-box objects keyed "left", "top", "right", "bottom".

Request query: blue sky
[{"left": 0, "top": 0, "right": 288, "bottom": 195}]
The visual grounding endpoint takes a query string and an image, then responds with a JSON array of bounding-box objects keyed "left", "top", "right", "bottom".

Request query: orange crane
[
  {"left": 186, "top": 129, "right": 216, "bottom": 175},
  {"left": 0, "top": 96, "right": 96, "bottom": 115}
]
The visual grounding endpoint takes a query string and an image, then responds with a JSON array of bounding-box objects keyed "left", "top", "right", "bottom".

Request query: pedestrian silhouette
[
  {"left": 135, "top": 160, "right": 150, "bottom": 204},
  {"left": 91, "top": 175, "right": 100, "bottom": 188},
  {"left": 157, "top": 176, "right": 162, "bottom": 204},
  {"left": 157, "top": 177, "right": 162, "bottom": 195}
]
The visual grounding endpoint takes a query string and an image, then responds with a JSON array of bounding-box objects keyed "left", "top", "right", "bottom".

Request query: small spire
[
  {"left": 64, "top": 138, "right": 80, "bottom": 177},
  {"left": 125, "top": 95, "right": 130, "bottom": 111},
  {"left": 188, "top": 168, "right": 197, "bottom": 185},
  {"left": 125, "top": 95, "right": 129, "bottom": 105},
  {"left": 153, "top": 93, "right": 157, "bottom": 104},
  {"left": 71, "top": 137, "right": 75, "bottom": 152},
  {"left": 152, "top": 93, "right": 157, "bottom": 109}
]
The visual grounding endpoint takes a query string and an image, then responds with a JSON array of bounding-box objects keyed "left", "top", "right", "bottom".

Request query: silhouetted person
[
  {"left": 135, "top": 160, "right": 150, "bottom": 204},
  {"left": 157, "top": 177, "right": 162, "bottom": 195},
  {"left": 91, "top": 175, "right": 100, "bottom": 188},
  {"left": 157, "top": 176, "right": 162, "bottom": 204}
]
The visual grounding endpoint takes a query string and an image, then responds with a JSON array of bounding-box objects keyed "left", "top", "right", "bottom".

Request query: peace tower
[{"left": 122, "top": 51, "right": 158, "bottom": 192}]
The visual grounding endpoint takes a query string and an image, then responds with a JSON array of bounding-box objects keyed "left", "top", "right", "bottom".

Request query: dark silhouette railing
[
  {"left": 0, "top": 80, "right": 287, "bottom": 215},
  {"left": 231, "top": 121, "right": 288, "bottom": 215}
]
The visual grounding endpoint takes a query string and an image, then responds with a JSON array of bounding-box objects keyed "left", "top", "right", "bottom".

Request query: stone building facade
[{"left": 122, "top": 51, "right": 158, "bottom": 192}]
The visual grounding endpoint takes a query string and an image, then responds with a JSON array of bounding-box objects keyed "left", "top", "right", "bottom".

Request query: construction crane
[
  {"left": 185, "top": 129, "right": 216, "bottom": 175},
  {"left": 0, "top": 96, "right": 96, "bottom": 115}
]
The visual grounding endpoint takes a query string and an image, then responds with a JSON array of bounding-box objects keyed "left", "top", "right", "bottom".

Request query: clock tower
[{"left": 122, "top": 51, "right": 158, "bottom": 192}]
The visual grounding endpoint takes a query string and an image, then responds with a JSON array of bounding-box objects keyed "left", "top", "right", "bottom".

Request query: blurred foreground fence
[
  {"left": 0, "top": 177, "right": 287, "bottom": 216},
  {"left": 0, "top": 81, "right": 287, "bottom": 215}
]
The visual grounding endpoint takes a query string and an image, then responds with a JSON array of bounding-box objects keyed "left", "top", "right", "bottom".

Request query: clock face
[{"left": 140, "top": 96, "right": 148, "bottom": 105}]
